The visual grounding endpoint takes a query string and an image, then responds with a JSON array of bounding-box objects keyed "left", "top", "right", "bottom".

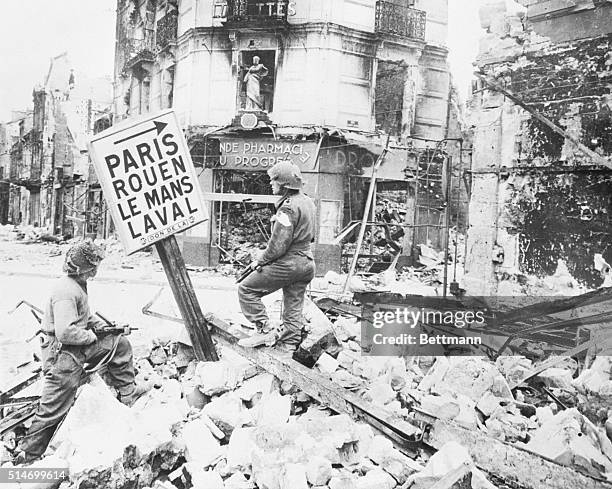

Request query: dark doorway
[{"left": 375, "top": 61, "right": 408, "bottom": 136}]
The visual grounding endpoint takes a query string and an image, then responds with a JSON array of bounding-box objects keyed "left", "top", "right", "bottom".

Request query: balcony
[
  {"left": 156, "top": 11, "right": 178, "bottom": 50},
  {"left": 375, "top": 0, "right": 426, "bottom": 41},
  {"left": 122, "top": 38, "right": 155, "bottom": 75},
  {"left": 214, "top": 0, "right": 289, "bottom": 28}
]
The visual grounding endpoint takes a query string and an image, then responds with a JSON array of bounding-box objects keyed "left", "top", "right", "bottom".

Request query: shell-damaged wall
[{"left": 465, "top": 1, "right": 612, "bottom": 295}]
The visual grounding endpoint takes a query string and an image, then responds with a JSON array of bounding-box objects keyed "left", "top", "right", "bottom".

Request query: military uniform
[
  {"left": 19, "top": 276, "right": 136, "bottom": 459},
  {"left": 239, "top": 191, "right": 316, "bottom": 337}
]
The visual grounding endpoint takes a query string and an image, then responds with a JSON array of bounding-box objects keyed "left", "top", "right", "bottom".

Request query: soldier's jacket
[
  {"left": 260, "top": 191, "right": 316, "bottom": 263},
  {"left": 42, "top": 276, "right": 104, "bottom": 346}
]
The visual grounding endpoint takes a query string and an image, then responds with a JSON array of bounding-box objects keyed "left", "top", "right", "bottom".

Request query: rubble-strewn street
[
  {"left": 2, "top": 232, "right": 612, "bottom": 489},
  {"left": 2, "top": 0, "right": 612, "bottom": 488}
]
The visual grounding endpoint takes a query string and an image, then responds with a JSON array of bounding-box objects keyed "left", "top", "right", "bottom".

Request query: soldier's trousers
[
  {"left": 19, "top": 334, "right": 136, "bottom": 458},
  {"left": 239, "top": 252, "right": 315, "bottom": 333}
]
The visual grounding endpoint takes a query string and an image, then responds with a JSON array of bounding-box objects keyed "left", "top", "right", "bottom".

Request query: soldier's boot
[
  {"left": 238, "top": 330, "right": 277, "bottom": 348},
  {"left": 12, "top": 450, "right": 39, "bottom": 466},
  {"left": 274, "top": 326, "right": 305, "bottom": 350},
  {"left": 255, "top": 320, "right": 273, "bottom": 334},
  {"left": 118, "top": 380, "right": 153, "bottom": 407},
  {"left": 238, "top": 325, "right": 305, "bottom": 350}
]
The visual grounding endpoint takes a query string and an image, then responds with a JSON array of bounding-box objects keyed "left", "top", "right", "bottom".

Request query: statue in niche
[{"left": 243, "top": 56, "right": 269, "bottom": 111}]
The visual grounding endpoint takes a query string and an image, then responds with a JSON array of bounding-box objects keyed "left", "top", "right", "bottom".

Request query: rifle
[
  {"left": 92, "top": 312, "right": 138, "bottom": 336},
  {"left": 236, "top": 261, "right": 266, "bottom": 284},
  {"left": 93, "top": 324, "right": 138, "bottom": 336}
]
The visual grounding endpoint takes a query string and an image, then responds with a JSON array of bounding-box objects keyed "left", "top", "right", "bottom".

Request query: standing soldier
[
  {"left": 15, "top": 241, "right": 149, "bottom": 464},
  {"left": 238, "top": 161, "right": 316, "bottom": 349}
]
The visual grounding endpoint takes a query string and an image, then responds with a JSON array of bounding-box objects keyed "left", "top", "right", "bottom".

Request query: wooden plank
[
  {"left": 142, "top": 303, "right": 610, "bottom": 488},
  {"left": 355, "top": 292, "right": 465, "bottom": 310},
  {"left": 426, "top": 419, "right": 612, "bottom": 489},
  {"left": 492, "top": 288, "right": 612, "bottom": 325},
  {"left": 155, "top": 236, "right": 218, "bottom": 362},
  {"left": 0, "top": 404, "right": 37, "bottom": 435},
  {"left": 509, "top": 339, "right": 596, "bottom": 389},
  {"left": 203, "top": 312, "right": 424, "bottom": 452},
  {"left": 343, "top": 136, "right": 390, "bottom": 294},
  {"left": 202, "top": 192, "right": 277, "bottom": 204},
  {"left": 206, "top": 313, "right": 612, "bottom": 489},
  {"left": 0, "top": 371, "right": 41, "bottom": 403}
]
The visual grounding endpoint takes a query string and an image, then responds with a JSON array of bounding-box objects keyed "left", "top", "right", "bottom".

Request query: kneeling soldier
[{"left": 16, "top": 241, "right": 149, "bottom": 463}]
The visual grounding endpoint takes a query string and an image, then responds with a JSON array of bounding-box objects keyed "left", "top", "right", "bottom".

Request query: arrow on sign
[
  {"left": 300, "top": 152, "right": 310, "bottom": 164},
  {"left": 114, "top": 120, "right": 168, "bottom": 145}
]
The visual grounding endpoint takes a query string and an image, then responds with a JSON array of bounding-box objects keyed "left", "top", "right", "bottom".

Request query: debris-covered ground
[{"left": 1, "top": 230, "right": 612, "bottom": 489}]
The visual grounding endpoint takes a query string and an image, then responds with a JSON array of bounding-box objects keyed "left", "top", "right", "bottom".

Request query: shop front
[
  {"left": 194, "top": 129, "right": 345, "bottom": 274},
  {"left": 181, "top": 126, "right": 455, "bottom": 278}
]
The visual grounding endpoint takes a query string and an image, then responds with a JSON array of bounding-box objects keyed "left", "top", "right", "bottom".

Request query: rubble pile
[
  {"left": 312, "top": 314, "right": 612, "bottom": 482},
  {"left": 572, "top": 356, "right": 612, "bottom": 424},
  {"left": 3, "top": 340, "right": 512, "bottom": 489},
  {"left": 219, "top": 205, "right": 272, "bottom": 265},
  {"left": 4, "top": 308, "right": 612, "bottom": 488}
]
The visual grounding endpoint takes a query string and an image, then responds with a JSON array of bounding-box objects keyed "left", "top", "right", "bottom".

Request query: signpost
[{"left": 89, "top": 109, "right": 218, "bottom": 361}]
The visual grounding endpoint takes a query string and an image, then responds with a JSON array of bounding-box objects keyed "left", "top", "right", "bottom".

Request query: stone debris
[
  {"left": 8, "top": 277, "right": 612, "bottom": 489},
  {"left": 407, "top": 442, "right": 497, "bottom": 489},
  {"left": 523, "top": 408, "right": 612, "bottom": 478},
  {"left": 179, "top": 418, "right": 223, "bottom": 467},
  {"left": 315, "top": 352, "right": 339, "bottom": 374},
  {"left": 572, "top": 356, "right": 612, "bottom": 397},
  {"left": 236, "top": 373, "right": 278, "bottom": 403},
  {"left": 202, "top": 391, "right": 250, "bottom": 437},
  {"left": 305, "top": 456, "right": 332, "bottom": 486},
  {"left": 419, "top": 357, "right": 513, "bottom": 402},
  {"left": 536, "top": 367, "right": 575, "bottom": 390},
  {"left": 47, "top": 376, "right": 185, "bottom": 488},
  {"left": 195, "top": 359, "right": 242, "bottom": 395}
]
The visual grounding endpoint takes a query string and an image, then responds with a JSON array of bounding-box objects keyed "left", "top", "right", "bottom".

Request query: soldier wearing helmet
[
  {"left": 238, "top": 160, "right": 316, "bottom": 349},
  {"left": 16, "top": 241, "right": 149, "bottom": 464}
]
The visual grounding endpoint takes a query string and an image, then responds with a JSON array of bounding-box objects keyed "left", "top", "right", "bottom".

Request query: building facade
[
  {"left": 0, "top": 55, "right": 113, "bottom": 238},
  {"left": 464, "top": 0, "right": 612, "bottom": 295},
  {"left": 112, "top": 0, "right": 455, "bottom": 270}
]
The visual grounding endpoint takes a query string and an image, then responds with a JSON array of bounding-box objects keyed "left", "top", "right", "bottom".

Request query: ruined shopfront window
[
  {"left": 213, "top": 170, "right": 275, "bottom": 263},
  {"left": 239, "top": 50, "right": 276, "bottom": 113}
]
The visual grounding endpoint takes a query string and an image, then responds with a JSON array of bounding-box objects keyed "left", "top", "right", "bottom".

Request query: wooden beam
[
  {"left": 0, "top": 371, "right": 41, "bottom": 403},
  {"left": 155, "top": 236, "right": 218, "bottom": 361},
  {"left": 202, "top": 192, "right": 278, "bottom": 204},
  {"left": 141, "top": 303, "right": 612, "bottom": 489},
  {"left": 343, "top": 136, "right": 390, "bottom": 294},
  {"left": 203, "top": 312, "right": 425, "bottom": 452},
  {"left": 491, "top": 288, "right": 612, "bottom": 326},
  {"left": 426, "top": 419, "right": 612, "bottom": 489},
  {"left": 509, "top": 339, "right": 596, "bottom": 389}
]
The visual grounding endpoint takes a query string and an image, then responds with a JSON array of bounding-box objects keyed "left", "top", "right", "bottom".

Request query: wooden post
[
  {"left": 155, "top": 236, "right": 219, "bottom": 361},
  {"left": 342, "top": 136, "right": 390, "bottom": 294}
]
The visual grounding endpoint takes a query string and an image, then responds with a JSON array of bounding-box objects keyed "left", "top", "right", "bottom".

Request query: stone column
[{"left": 464, "top": 103, "right": 502, "bottom": 296}]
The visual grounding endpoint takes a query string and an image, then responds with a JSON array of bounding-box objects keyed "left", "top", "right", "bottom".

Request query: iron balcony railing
[
  {"left": 122, "top": 37, "right": 155, "bottom": 72},
  {"left": 375, "top": 1, "right": 426, "bottom": 40},
  {"left": 214, "top": 0, "right": 289, "bottom": 23}
]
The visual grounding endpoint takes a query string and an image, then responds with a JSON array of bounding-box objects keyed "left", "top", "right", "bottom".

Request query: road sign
[{"left": 89, "top": 109, "right": 208, "bottom": 255}]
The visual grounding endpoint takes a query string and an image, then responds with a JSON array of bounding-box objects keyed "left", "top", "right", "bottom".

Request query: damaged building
[
  {"left": 112, "top": 0, "right": 466, "bottom": 273},
  {"left": 465, "top": 0, "right": 612, "bottom": 295},
  {"left": 0, "top": 54, "right": 113, "bottom": 239}
]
